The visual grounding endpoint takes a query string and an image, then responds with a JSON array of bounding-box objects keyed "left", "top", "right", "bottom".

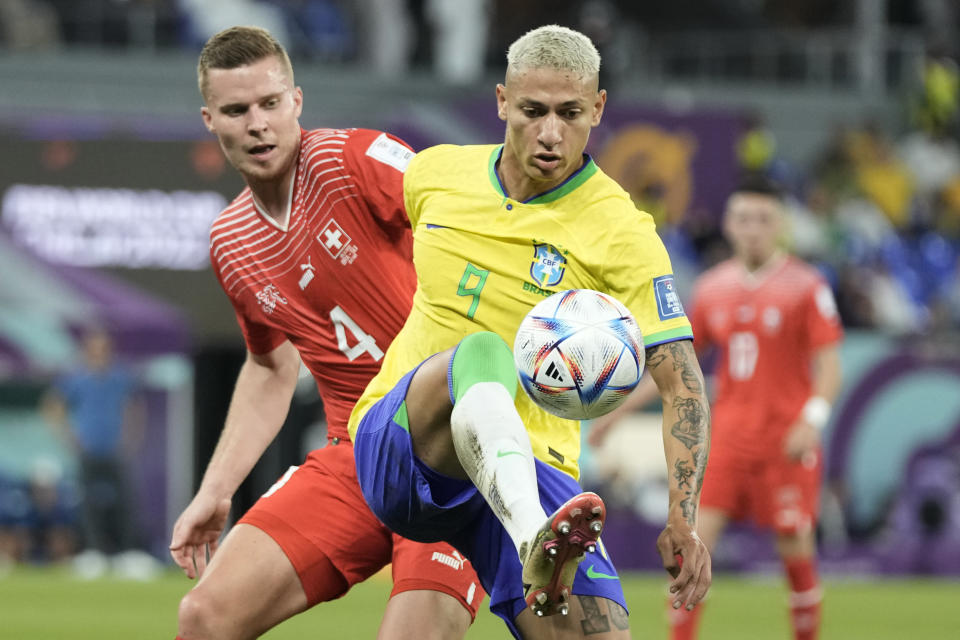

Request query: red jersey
[
  {"left": 689, "top": 254, "right": 843, "bottom": 458},
  {"left": 209, "top": 128, "right": 417, "bottom": 440}
]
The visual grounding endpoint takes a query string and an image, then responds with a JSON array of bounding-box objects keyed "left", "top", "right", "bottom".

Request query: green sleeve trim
[{"left": 643, "top": 326, "right": 694, "bottom": 348}]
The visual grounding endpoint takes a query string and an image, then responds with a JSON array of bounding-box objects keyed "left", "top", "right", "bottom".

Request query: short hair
[
  {"left": 506, "top": 25, "right": 601, "bottom": 78},
  {"left": 197, "top": 26, "right": 293, "bottom": 99},
  {"left": 731, "top": 173, "right": 784, "bottom": 201}
]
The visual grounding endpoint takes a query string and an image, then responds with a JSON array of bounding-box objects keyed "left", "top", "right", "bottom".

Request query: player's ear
[
  {"left": 496, "top": 84, "right": 508, "bottom": 122},
  {"left": 201, "top": 106, "right": 215, "bottom": 133},
  {"left": 293, "top": 86, "right": 303, "bottom": 118},
  {"left": 591, "top": 89, "right": 607, "bottom": 127}
]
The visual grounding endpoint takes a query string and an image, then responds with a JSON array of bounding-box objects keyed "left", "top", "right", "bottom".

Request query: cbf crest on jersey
[{"left": 530, "top": 243, "right": 566, "bottom": 288}]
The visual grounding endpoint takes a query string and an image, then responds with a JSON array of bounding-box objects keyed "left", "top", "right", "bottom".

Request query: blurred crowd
[
  {"left": 0, "top": 459, "right": 78, "bottom": 568},
  {"left": 0, "top": 1, "right": 952, "bottom": 81},
  {"left": 718, "top": 49, "right": 960, "bottom": 335}
]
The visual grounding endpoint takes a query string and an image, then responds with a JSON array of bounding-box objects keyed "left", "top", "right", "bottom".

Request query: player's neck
[
  {"left": 739, "top": 249, "right": 784, "bottom": 274},
  {"left": 497, "top": 152, "right": 583, "bottom": 203},
  {"left": 249, "top": 169, "right": 296, "bottom": 227}
]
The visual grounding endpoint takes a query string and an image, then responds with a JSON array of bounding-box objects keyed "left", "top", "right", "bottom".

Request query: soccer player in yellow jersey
[{"left": 349, "top": 25, "right": 712, "bottom": 639}]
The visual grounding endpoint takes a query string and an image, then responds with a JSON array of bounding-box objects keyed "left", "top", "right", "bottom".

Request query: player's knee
[
  {"left": 450, "top": 332, "right": 517, "bottom": 403},
  {"left": 384, "top": 590, "right": 473, "bottom": 640},
  {"left": 461, "top": 330, "right": 510, "bottom": 353},
  {"left": 773, "top": 509, "right": 814, "bottom": 539},
  {"left": 458, "top": 332, "right": 513, "bottom": 370},
  {"left": 178, "top": 585, "right": 232, "bottom": 639}
]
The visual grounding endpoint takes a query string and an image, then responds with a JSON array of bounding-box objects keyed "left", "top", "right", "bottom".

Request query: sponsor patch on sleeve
[
  {"left": 365, "top": 133, "right": 415, "bottom": 172},
  {"left": 653, "top": 275, "right": 685, "bottom": 320}
]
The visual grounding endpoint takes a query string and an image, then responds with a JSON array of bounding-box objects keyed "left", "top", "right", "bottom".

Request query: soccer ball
[{"left": 513, "top": 289, "right": 645, "bottom": 420}]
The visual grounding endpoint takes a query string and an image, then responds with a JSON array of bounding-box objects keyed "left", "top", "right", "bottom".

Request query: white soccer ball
[{"left": 513, "top": 289, "right": 645, "bottom": 420}]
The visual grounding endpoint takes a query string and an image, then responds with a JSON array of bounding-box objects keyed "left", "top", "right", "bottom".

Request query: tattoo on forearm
[
  {"left": 648, "top": 340, "right": 710, "bottom": 528},
  {"left": 680, "top": 497, "right": 696, "bottom": 524},
  {"left": 645, "top": 341, "right": 703, "bottom": 394},
  {"left": 577, "top": 595, "right": 611, "bottom": 635},
  {"left": 679, "top": 361, "right": 704, "bottom": 394},
  {"left": 692, "top": 447, "right": 707, "bottom": 493},
  {"left": 645, "top": 343, "right": 669, "bottom": 368},
  {"left": 674, "top": 459, "right": 694, "bottom": 490},
  {"left": 669, "top": 392, "right": 709, "bottom": 526},
  {"left": 670, "top": 397, "right": 707, "bottom": 450}
]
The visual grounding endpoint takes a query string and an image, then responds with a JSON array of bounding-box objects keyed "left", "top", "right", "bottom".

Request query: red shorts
[
  {"left": 238, "top": 441, "right": 484, "bottom": 617},
  {"left": 700, "top": 443, "right": 822, "bottom": 535}
]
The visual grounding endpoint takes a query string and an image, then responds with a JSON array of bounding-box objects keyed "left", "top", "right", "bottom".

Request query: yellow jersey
[{"left": 348, "top": 144, "right": 692, "bottom": 478}]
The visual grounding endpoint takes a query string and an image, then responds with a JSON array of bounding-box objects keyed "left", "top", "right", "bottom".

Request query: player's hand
[
  {"left": 783, "top": 420, "right": 820, "bottom": 462},
  {"left": 169, "top": 493, "right": 232, "bottom": 579},
  {"left": 656, "top": 517, "right": 712, "bottom": 611}
]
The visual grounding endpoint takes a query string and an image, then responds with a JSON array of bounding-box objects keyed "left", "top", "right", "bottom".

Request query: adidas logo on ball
[{"left": 514, "top": 289, "right": 644, "bottom": 421}]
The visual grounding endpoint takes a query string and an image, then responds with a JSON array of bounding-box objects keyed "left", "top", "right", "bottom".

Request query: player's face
[
  {"left": 201, "top": 56, "right": 303, "bottom": 184},
  {"left": 723, "top": 192, "right": 783, "bottom": 267},
  {"left": 496, "top": 67, "right": 606, "bottom": 199}
]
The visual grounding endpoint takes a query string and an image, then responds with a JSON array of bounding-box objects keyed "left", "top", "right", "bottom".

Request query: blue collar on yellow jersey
[{"left": 487, "top": 145, "right": 598, "bottom": 205}]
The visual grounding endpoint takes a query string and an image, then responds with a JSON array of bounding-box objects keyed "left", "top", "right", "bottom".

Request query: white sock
[{"left": 450, "top": 382, "right": 546, "bottom": 554}]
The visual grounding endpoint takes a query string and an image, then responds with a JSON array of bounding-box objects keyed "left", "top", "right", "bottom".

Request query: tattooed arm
[{"left": 646, "top": 338, "right": 712, "bottom": 611}]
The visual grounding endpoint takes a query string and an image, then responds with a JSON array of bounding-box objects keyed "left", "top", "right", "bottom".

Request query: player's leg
[
  {"left": 775, "top": 528, "right": 820, "bottom": 640},
  {"left": 475, "top": 459, "right": 627, "bottom": 639},
  {"left": 378, "top": 535, "right": 485, "bottom": 640},
  {"left": 353, "top": 333, "right": 614, "bottom": 635},
  {"left": 176, "top": 523, "right": 315, "bottom": 640},
  {"left": 178, "top": 445, "right": 392, "bottom": 640},
  {"left": 408, "top": 331, "right": 603, "bottom": 617},
  {"left": 770, "top": 454, "right": 823, "bottom": 640},
  {"left": 77, "top": 456, "right": 109, "bottom": 554},
  {"left": 404, "top": 332, "right": 549, "bottom": 548},
  {"left": 515, "top": 595, "right": 630, "bottom": 639},
  {"left": 379, "top": 591, "right": 471, "bottom": 640}
]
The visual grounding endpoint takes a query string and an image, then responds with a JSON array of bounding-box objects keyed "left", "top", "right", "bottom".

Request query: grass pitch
[{"left": 0, "top": 565, "right": 954, "bottom": 638}]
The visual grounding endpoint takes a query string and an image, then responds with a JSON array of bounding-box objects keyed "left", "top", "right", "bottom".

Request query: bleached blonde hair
[{"left": 506, "top": 25, "right": 601, "bottom": 77}]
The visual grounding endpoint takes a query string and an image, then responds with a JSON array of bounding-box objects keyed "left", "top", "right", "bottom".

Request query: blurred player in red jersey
[
  {"left": 593, "top": 175, "right": 842, "bottom": 640},
  {"left": 677, "top": 176, "right": 842, "bottom": 640},
  {"left": 676, "top": 176, "right": 844, "bottom": 640},
  {"left": 168, "top": 26, "right": 484, "bottom": 640}
]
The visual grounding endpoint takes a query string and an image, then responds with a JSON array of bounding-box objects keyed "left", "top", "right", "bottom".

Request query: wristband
[{"left": 802, "top": 396, "right": 831, "bottom": 432}]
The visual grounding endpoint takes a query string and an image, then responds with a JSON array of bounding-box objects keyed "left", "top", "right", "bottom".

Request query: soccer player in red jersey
[
  {"left": 594, "top": 175, "right": 842, "bottom": 640},
  {"left": 671, "top": 176, "right": 842, "bottom": 640},
  {"left": 168, "top": 26, "right": 483, "bottom": 640}
]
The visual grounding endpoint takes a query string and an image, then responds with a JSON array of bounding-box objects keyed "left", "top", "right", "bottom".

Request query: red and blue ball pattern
[{"left": 514, "top": 289, "right": 644, "bottom": 420}]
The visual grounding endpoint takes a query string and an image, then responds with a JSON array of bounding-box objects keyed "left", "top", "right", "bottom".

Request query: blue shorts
[{"left": 354, "top": 365, "right": 627, "bottom": 636}]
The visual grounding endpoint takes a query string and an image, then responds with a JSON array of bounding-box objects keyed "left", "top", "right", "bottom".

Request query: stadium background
[{"left": 0, "top": 0, "right": 958, "bottom": 637}]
